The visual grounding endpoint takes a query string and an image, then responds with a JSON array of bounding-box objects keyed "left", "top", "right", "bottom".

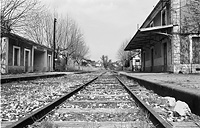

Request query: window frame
[
  {"left": 150, "top": 21, "right": 154, "bottom": 27},
  {"left": 161, "top": 7, "right": 167, "bottom": 26}
]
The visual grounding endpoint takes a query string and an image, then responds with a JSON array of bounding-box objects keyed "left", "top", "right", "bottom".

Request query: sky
[{"left": 40, "top": 0, "right": 159, "bottom": 62}]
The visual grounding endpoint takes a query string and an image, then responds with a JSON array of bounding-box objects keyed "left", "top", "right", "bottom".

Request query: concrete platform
[
  {"left": 0, "top": 72, "right": 74, "bottom": 83},
  {"left": 118, "top": 72, "right": 200, "bottom": 116},
  {"left": 119, "top": 72, "right": 200, "bottom": 90}
]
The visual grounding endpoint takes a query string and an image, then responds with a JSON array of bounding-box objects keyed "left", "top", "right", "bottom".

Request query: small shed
[
  {"left": 1, "top": 33, "right": 53, "bottom": 74},
  {"left": 130, "top": 54, "right": 141, "bottom": 71}
]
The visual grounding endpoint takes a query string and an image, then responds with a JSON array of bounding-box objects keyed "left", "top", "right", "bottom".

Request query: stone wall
[
  {"left": 0, "top": 37, "right": 8, "bottom": 74},
  {"left": 174, "top": 64, "right": 200, "bottom": 73}
]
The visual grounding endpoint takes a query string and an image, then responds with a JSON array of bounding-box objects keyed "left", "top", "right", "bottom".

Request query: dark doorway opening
[
  {"left": 143, "top": 52, "right": 146, "bottom": 71},
  {"left": 151, "top": 48, "right": 154, "bottom": 72},
  {"left": 163, "top": 43, "right": 167, "bottom": 71},
  {"left": 25, "top": 50, "right": 30, "bottom": 72}
]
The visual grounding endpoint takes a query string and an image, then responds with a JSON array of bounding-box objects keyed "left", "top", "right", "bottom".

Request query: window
[
  {"left": 161, "top": 7, "right": 167, "bottom": 26},
  {"left": 150, "top": 21, "right": 154, "bottom": 27},
  {"left": 136, "top": 59, "right": 140, "bottom": 62},
  {"left": 192, "top": 37, "right": 200, "bottom": 64},
  {"left": 13, "top": 46, "right": 20, "bottom": 66}
]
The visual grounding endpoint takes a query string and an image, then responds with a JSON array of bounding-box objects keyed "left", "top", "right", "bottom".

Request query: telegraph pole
[{"left": 53, "top": 18, "right": 57, "bottom": 71}]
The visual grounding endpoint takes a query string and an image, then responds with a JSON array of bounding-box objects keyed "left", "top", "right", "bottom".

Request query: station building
[
  {"left": 125, "top": 0, "right": 200, "bottom": 73},
  {"left": 1, "top": 33, "right": 53, "bottom": 74}
]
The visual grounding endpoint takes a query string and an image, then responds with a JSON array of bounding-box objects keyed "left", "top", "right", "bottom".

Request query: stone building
[
  {"left": 125, "top": 0, "right": 200, "bottom": 73},
  {"left": 1, "top": 33, "right": 53, "bottom": 74}
]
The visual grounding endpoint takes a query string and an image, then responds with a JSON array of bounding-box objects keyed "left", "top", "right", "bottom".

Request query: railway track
[{"left": 2, "top": 72, "right": 190, "bottom": 128}]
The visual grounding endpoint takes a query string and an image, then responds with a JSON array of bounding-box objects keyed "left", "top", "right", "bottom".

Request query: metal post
[{"left": 53, "top": 18, "right": 57, "bottom": 71}]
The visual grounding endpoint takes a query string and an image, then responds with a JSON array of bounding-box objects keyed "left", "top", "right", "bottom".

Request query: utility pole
[{"left": 53, "top": 18, "right": 57, "bottom": 71}]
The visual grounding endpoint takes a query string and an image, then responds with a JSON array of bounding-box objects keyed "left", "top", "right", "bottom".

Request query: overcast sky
[{"left": 41, "top": 0, "right": 159, "bottom": 61}]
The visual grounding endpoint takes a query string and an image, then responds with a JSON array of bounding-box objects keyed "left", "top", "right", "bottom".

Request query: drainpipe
[{"left": 53, "top": 18, "right": 57, "bottom": 71}]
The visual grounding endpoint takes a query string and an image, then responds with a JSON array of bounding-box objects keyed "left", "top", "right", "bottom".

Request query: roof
[
  {"left": 2, "top": 33, "right": 53, "bottom": 51},
  {"left": 124, "top": 0, "right": 171, "bottom": 51},
  {"left": 140, "top": 0, "right": 169, "bottom": 28},
  {"left": 125, "top": 24, "right": 173, "bottom": 51}
]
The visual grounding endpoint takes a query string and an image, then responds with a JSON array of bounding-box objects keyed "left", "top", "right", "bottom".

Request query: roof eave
[{"left": 125, "top": 24, "right": 174, "bottom": 51}]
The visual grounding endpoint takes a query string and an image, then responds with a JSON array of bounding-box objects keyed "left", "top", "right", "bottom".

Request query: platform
[
  {"left": 0, "top": 72, "right": 74, "bottom": 83},
  {"left": 118, "top": 72, "right": 200, "bottom": 116}
]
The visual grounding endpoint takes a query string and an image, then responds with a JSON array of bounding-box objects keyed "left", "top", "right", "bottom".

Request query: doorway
[
  {"left": 163, "top": 43, "right": 167, "bottom": 71},
  {"left": 143, "top": 52, "right": 146, "bottom": 71},
  {"left": 151, "top": 48, "right": 154, "bottom": 72},
  {"left": 24, "top": 49, "right": 30, "bottom": 72},
  {"left": 48, "top": 55, "right": 52, "bottom": 71},
  {"left": 33, "top": 49, "right": 45, "bottom": 72}
]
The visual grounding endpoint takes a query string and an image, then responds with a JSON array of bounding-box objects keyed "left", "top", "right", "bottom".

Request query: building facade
[
  {"left": 1, "top": 33, "right": 53, "bottom": 74},
  {"left": 125, "top": 0, "right": 200, "bottom": 73}
]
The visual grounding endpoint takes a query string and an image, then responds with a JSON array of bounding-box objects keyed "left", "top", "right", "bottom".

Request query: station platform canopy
[{"left": 124, "top": 24, "right": 174, "bottom": 51}]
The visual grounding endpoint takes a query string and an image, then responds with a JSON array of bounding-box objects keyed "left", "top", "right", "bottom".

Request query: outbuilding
[
  {"left": 1, "top": 33, "right": 53, "bottom": 74},
  {"left": 125, "top": 0, "right": 200, "bottom": 73},
  {"left": 130, "top": 54, "right": 141, "bottom": 71}
]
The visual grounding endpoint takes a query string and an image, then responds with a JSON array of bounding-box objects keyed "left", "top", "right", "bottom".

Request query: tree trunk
[{"left": 65, "top": 57, "right": 68, "bottom": 71}]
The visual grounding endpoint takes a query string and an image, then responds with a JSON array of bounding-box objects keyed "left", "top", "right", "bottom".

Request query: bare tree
[
  {"left": 23, "top": 7, "right": 89, "bottom": 69},
  {"left": 72, "top": 40, "right": 89, "bottom": 69},
  {"left": 1, "top": 0, "right": 41, "bottom": 34},
  {"left": 117, "top": 39, "right": 140, "bottom": 67},
  {"left": 117, "top": 39, "right": 130, "bottom": 62},
  {"left": 57, "top": 19, "right": 80, "bottom": 65},
  {"left": 1, "top": 0, "right": 89, "bottom": 71},
  {"left": 100, "top": 55, "right": 109, "bottom": 69},
  {"left": 52, "top": 16, "right": 89, "bottom": 70},
  {"left": 100, "top": 55, "right": 113, "bottom": 69},
  {"left": 22, "top": 8, "right": 53, "bottom": 45}
]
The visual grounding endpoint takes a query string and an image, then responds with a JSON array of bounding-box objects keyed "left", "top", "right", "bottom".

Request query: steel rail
[
  {"left": 116, "top": 76, "right": 173, "bottom": 128},
  {"left": 6, "top": 73, "right": 105, "bottom": 128}
]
